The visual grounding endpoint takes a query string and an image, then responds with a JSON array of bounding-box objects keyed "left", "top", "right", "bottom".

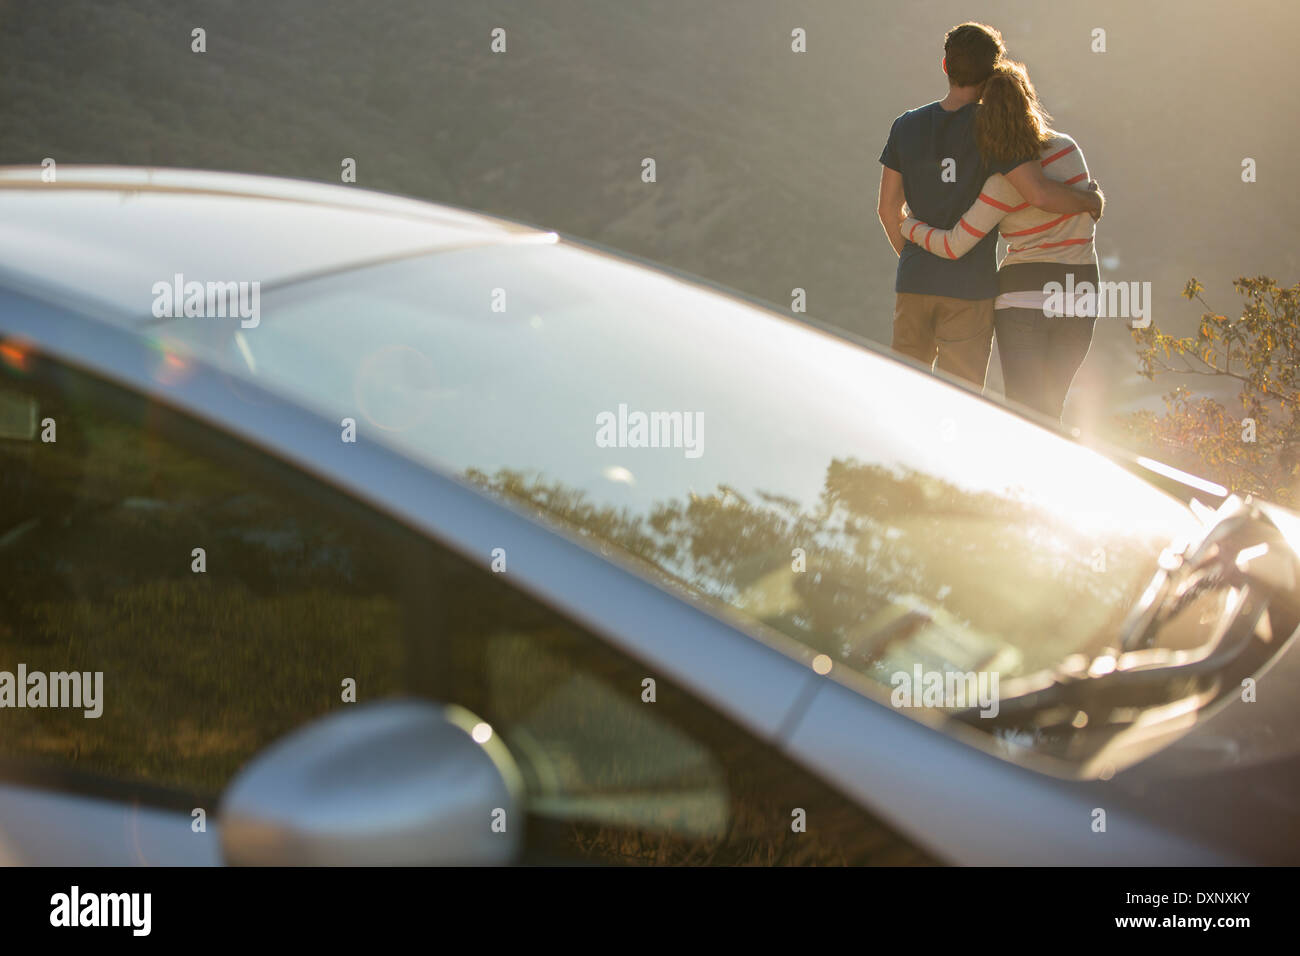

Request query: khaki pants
[{"left": 891, "top": 293, "right": 996, "bottom": 388}]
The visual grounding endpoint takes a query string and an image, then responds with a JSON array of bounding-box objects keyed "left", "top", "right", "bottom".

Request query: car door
[
  {"left": 0, "top": 340, "right": 414, "bottom": 863},
  {"left": 0, "top": 329, "right": 939, "bottom": 865}
]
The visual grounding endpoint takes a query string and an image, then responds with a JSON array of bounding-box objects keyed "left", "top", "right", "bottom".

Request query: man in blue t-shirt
[{"left": 877, "top": 22, "right": 1101, "bottom": 389}]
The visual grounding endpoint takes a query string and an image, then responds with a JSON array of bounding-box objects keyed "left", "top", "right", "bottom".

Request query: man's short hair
[{"left": 943, "top": 22, "right": 1005, "bottom": 88}]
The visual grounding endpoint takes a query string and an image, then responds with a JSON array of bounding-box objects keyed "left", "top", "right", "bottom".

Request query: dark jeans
[{"left": 994, "top": 307, "right": 1096, "bottom": 420}]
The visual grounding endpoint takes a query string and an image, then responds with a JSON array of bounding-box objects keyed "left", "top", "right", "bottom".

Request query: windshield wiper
[
  {"left": 1120, "top": 498, "right": 1297, "bottom": 652},
  {"left": 954, "top": 497, "right": 1299, "bottom": 728}
]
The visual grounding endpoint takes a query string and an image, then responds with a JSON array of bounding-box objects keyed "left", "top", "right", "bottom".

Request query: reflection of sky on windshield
[{"left": 167, "top": 241, "right": 1197, "bottom": 546}]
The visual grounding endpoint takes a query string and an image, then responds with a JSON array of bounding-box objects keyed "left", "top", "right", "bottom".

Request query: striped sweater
[{"left": 900, "top": 132, "right": 1098, "bottom": 295}]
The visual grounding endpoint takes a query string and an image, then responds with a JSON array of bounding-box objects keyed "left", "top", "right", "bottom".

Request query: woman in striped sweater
[{"left": 900, "top": 59, "right": 1102, "bottom": 422}]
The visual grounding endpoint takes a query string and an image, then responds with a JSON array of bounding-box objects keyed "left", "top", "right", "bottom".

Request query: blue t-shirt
[{"left": 879, "top": 101, "right": 1024, "bottom": 300}]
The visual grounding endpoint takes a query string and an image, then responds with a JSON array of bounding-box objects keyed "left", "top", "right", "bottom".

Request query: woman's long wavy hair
[{"left": 976, "top": 60, "right": 1054, "bottom": 167}]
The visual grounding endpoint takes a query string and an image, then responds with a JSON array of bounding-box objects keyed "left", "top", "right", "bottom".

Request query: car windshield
[{"left": 156, "top": 240, "right": 1212, "bottom": 708}]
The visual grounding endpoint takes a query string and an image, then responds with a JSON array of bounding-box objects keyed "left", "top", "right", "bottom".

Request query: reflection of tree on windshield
[{"left": 467, "top": 459, "right": 1156, "bottom": 685}]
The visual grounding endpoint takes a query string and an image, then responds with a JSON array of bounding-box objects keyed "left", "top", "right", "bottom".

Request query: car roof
[
  {"left": 0, "top": 166, "right": 1213, "bottom": 515},
  {"left": 0, "top": 165, "right": 553, "bottom": 322}
]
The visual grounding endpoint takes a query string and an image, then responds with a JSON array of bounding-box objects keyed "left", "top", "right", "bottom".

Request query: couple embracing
[{"left": 877, "top": 22, "right": 1103, "bottom": 422}]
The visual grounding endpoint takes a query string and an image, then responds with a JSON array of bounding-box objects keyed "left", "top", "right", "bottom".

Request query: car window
[
  {"left": 0, "top": 353, "right": 407, "bottom": 801},
  {"left": 0, "top": 347, "right": 933, "bottom": 864},
  {"left": 159, "top": 242, "right": 1214, "bottom": 699},
  {"left": 409, "top": 530, "right": 936, "bottom": 865}
]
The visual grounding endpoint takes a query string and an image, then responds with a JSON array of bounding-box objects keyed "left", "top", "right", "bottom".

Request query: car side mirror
[{"left": 219, "top": 700, "right": 523, "bottom": 865}]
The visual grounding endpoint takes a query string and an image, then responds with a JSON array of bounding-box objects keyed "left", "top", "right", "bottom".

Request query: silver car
[{"left": 0, "top": 166, "right": 1296, "bottom": 865}]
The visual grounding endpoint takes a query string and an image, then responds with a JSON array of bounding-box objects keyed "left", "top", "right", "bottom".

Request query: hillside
[{"left": 2, "top": 0, "right": 1296, "bottom": 426}]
